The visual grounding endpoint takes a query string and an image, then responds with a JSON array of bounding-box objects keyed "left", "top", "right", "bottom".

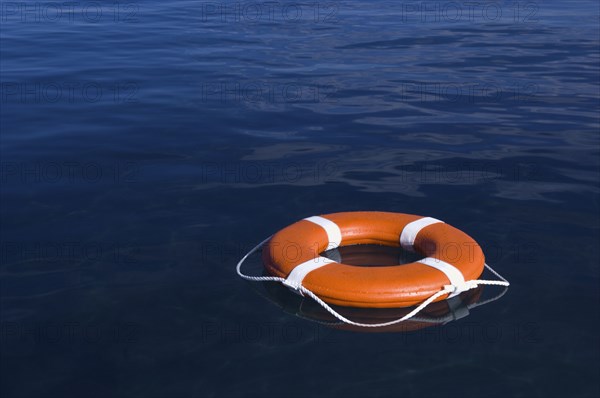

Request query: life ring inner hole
[{"left": 322, "top": 244, "right": 423, "bottom": 267}]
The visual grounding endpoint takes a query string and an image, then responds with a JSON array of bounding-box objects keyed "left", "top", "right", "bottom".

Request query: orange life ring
[{"left": 262, "top": 211, "right": 485, "bottom": 308}]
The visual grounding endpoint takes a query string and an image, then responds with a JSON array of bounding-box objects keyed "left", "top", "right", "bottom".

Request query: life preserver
[{"left": 262, "top": 211, "right": 485, "bottom": 308}]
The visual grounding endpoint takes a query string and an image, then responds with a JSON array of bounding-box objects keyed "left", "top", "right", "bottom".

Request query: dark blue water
[{"left": 1, "top": 1, "right": 599, "bottom": 397}]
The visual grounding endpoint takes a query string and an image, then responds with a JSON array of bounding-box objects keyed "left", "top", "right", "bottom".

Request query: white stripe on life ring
[
  {"left": 418, "top": 257, "right": 466, "bottom": 297},
  {"left": 304, "top": 215, "right": 342, "bottom": 250},
  {"left": 400, "top": 217, "right": 443, "bottom": 251},
  {"left": 283, "top": 256, "right": 335, "bottom": 290}
]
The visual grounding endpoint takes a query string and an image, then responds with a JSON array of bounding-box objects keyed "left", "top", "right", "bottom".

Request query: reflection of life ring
[
  {"left": 260, "top": 280, "right": 483, "bottom": 333},
  {"left": 262, "top": 211, "right": 485, "bottom": 308}
]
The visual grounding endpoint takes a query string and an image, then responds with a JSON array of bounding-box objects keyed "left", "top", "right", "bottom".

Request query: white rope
[
  {"left": 236, "top": 235, "right": 285, "bottom": 283},
  {"left": 465, "top": 263, "right": 510, "bottom": 310},
  {"left": 236, "top": 237, "right": 510, "bottom": 328},
  {"left": 298, "top": 285, "right": 455, "bottom": 328},
  {"left": 292, "top": 290, "right": 476, "bottom": 326}
]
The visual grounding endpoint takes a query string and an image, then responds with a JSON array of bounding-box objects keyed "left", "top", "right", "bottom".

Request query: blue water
[{"left": 1, "top": 0, "right": 599, "bottom": 397}]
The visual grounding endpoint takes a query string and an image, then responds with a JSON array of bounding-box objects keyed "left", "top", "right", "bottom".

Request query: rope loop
[{"left": 236, "top": 236, "right": 510, "bottom": 328}]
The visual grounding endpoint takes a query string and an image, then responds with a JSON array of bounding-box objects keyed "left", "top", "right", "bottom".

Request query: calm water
[{"left": 1, "top": 0, "right": 599, "bottom": 397}]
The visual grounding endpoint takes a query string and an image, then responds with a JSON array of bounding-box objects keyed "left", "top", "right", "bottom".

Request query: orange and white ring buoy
[{"left": 262, "top": 211, "right": 485, "bottom": 308}]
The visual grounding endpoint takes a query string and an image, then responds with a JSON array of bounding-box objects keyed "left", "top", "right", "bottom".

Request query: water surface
[{"left": 1, "top": 1, "right": 599, "bottom": 397}]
